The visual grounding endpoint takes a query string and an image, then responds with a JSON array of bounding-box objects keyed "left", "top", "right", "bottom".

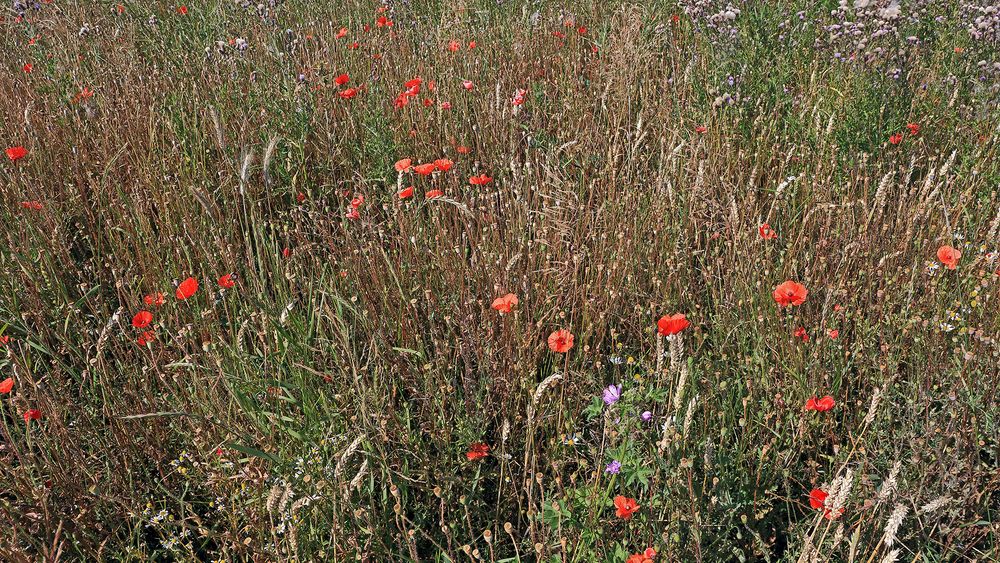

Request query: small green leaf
[{"left": 226, "top": 442, "right": 278, "bottom": 463}]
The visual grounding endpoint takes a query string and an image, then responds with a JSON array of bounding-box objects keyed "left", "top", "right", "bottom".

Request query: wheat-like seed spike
[
  {"left": 882, "top": 503, "right": 908, "bottom": 547},
  {"left": 334, "top": 435, "right": 365, "bottom": 482},
  {"left": 878, "top": 461, "right": 901, "bottom": 502},
  {"left": 919, "top": 495, "right": 951, "bottom": 514},
  {"left": 350, "top": 459, "right": 369, "bottom": 491}
]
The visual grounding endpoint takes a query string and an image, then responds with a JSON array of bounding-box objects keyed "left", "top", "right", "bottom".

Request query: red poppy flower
[
  {"left": 466, "top": 442, "right": 490, "bottom": 461},
  {"left": 71, "top": 87, "right": 95, "bottom": 104},
  {"left": 889, "top": 132, "right": 903, "bottom": 145},
  {"left": 794, "top": 326, "right": 809, "bottom": 341},
  {"left": 398, "top": 186, "right": 414, "bottom": 199},
  {"left": 614, "top": 495, "right": 639, "bottom": 520},
  {"left": 469, "top": 173, "right": 492, "bottom": 186},
  {"left": 394, "top": 158, "right": 412, "bottom": 173},
  {"left": 176, "top": 277, "right": 198, "bottom": 300},
  {"left": 511, "top": 89, "right": 527, "bottom": 106},
  {"left": 462, "top": 79, "right": 474, "bottom": 90},
  {"left": 404, "top": 77, "right": 422, "bottom": 90},
  {"left": 23, "top": 63, "right": 33, "bottom": 73},
  {"left": 218, "top": 273, "right": 235, "bottom": 289},
  {"left": 626, "top": 548, "right": 656, "bottom": 563},
  {"left": 434, "top": 158, "right": 453, "bottom": 172},
  {"left": 375, "top": 15, "right": 392, "bottom": 27},
  {"left": 937, "top": 245, "right": 960, "bottom": 270},
  {"left": 0, "top": 336, "right": 9, "bottom": 347},
  {"left": 456, "top": 145, "right": 471, "bottom": 154},
  {"left": 23, "top": 409, "right": 42, "bottom": 423},
  {"left": 491, "top": 293, "right": 518, "bottom": 314},
  {"left": 19, "top": 201, "right": 43, "bottom": 210},
  {"left": 336, "top": 27, "right": 348, "bottom": 39},
  {"left": 335, "top": 73, "right": 349, "bottom": 86},
  {"left": 345, "top": 207, "right": 360, "bottom": 220},
  {"left": 468, "top": 41, "right": 477, "bottom": 49},
  {"left": 414, "top": 163, "right": 436, "bottom": 176},
  {"left": 906, "top": 122, "right": 920, "bottom": 135},
  {"left": 351, "top": 195, "right": 364, "bottom": 208},
  {"left": 176, "top": 5, "right": 188, "bottom": 14},
  {"left": 144, "top": 292, "right": 165, "bottom": 307},
  {"left": 137, "top": 331, "right": 155, "bottom": 346},
  {"left": 440, "top": 101, "right": 452, "bottom": 110},
  {"left": 131, "top": 310, "right": 153, "bottom": 329},
  {"left": 447, "top": 40, "right": 460, "bottom": 52},
  {"left": 805, "top": 395, "right": 835, "bottom": 411},
  {"left": 296, "top": 192, "right": 306, "bottom": 203},
  {"left": 282, "top": 247, "right": 291, "bottom": 258},
  {"left": 773, "top": 281, "right": 808, "bottom": 307},
  {"left": 759, "top": 223, "right": 777, "bottom": 239},
  {"left": 0, "top": 378, "right": 13, "bottom": 394},
  {"left": 808, "top": 488, "right": 843, "bottom": 519},
  {"left": 695, "top": 125, "right": 707, "bottom": 134},
  {"left": 5, "top": 146, "right": 28, "bottom": 161},
  {"left": 547, "top": 329, "right": 574, "bottom": 353},
  {"left": 339, "top": 88, "right": 358, "bottom": 99},
  {"left": 808, "top": 488, "right": 827, "bottom": 510},
  {"left": 657, "top": 313, "right": 689, "bottom": 336},
  {"left": 425, "top": 189, "right": 444, "bottom": 198},
  {"left": 827, "top": 329, "right": 839, "bottom": 339}
]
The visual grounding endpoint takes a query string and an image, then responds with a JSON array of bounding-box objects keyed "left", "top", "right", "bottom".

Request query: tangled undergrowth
[{"left": 1, "top": 0, "right": 999, "bottom": 561}]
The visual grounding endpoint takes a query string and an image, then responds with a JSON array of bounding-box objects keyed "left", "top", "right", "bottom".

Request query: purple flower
[
  {"left": 641, "top": 410, "right": 652, "bottom": 422},
  {"left": 602, "top": 384, "right": 621, "bottom": 406},
  {"left": 605, "top": 460, "right": 621, "bottom": 474}
]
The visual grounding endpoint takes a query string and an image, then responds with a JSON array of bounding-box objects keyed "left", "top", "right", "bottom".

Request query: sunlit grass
[{"left": 0, "top": 1, "right": 998, "bottom": 561}]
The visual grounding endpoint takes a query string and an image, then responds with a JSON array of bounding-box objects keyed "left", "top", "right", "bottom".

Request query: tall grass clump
[{"left": 1, "top": 0, "right": 998, "bottom": 560}]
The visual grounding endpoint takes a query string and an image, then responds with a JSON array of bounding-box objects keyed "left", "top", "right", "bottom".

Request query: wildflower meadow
[{"left": 1, "top": 0, "right": 999, "bottom": 561}]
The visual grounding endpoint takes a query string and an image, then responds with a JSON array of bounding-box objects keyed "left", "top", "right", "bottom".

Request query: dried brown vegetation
[{"left": 0, "top": 0, "right": 998, "bottom": 560}]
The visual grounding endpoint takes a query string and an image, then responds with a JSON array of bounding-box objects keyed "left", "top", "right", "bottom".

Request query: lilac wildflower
[{"left": 602, "top": 384, "right": 621, "bottom": 406}]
